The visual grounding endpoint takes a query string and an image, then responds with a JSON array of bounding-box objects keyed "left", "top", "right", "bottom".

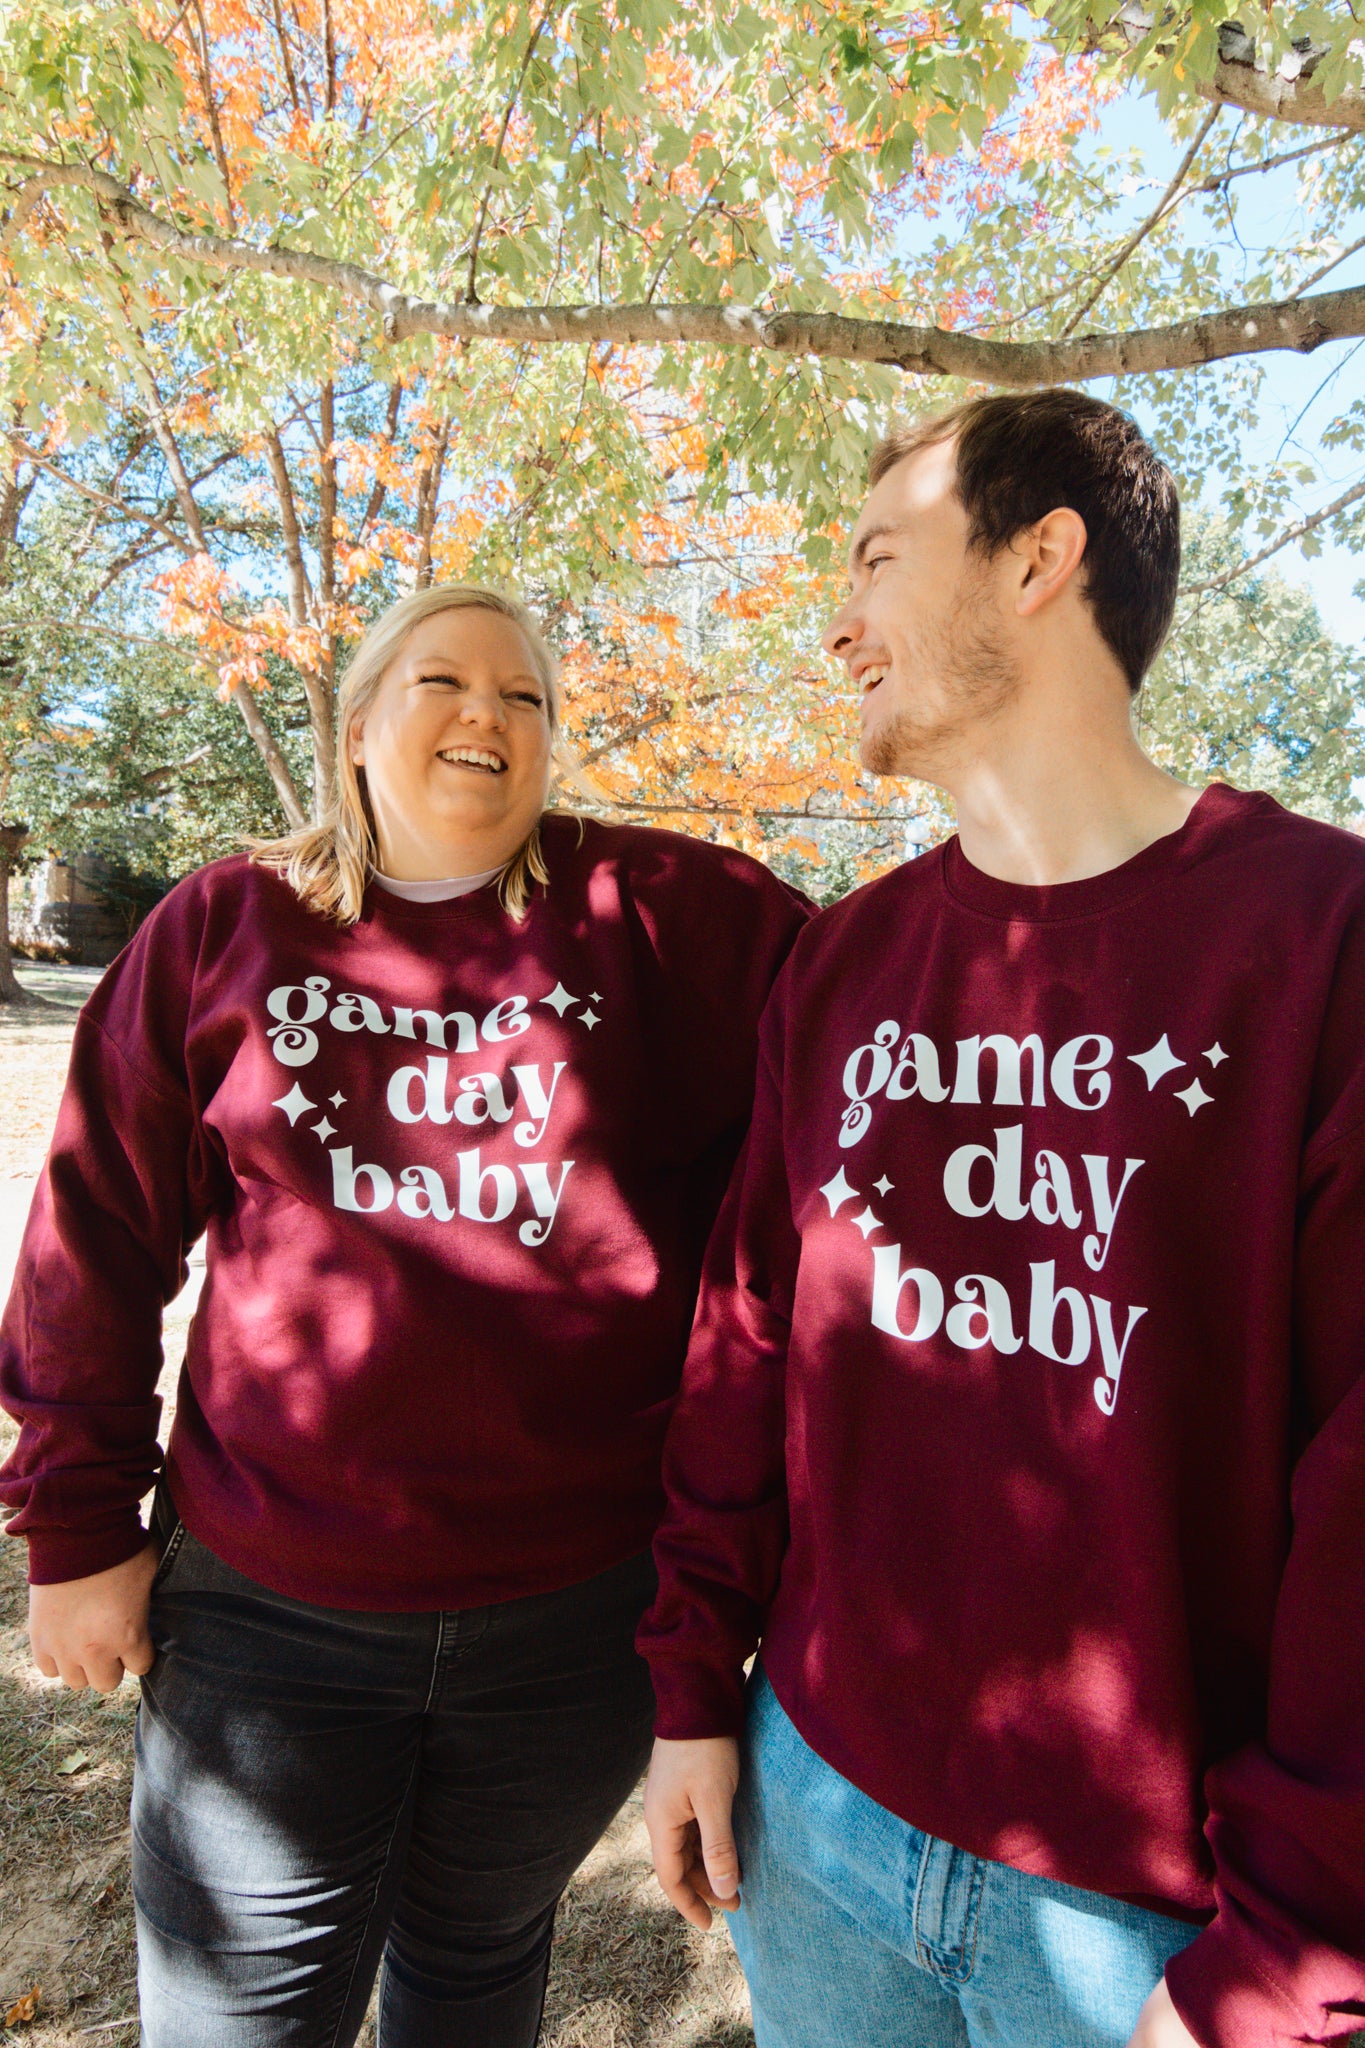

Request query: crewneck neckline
[
  {"left": 941, "top": 784, "right": 1264, "bottom": 924},
  {"left": 371, "top": 864, "right": 503, "bottom": 904}
]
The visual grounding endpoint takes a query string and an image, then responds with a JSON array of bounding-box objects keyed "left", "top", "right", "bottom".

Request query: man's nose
[{"left": 821, "top": 603, "right": 862, "bottom": 662}]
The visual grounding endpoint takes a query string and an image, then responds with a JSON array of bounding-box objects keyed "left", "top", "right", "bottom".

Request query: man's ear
[{"left": 1015, "top": 508, "right": 1088, "bottom": 618}]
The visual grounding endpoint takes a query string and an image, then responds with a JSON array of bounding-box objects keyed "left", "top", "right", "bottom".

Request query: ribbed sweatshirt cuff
[
  {"left": 22, "top": 1514, "right": 151, "bottom": 1585},
  {"left": 1165, "top": 1918, "right": 1320, "bottom": 2048},
  {"left": 646, "top": 1657, "right": 748, "bottom": 1741}
]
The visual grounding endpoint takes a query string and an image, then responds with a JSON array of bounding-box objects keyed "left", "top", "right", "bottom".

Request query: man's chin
[{"left": 860, "top": 715, "right": 927, "bottom": 780}]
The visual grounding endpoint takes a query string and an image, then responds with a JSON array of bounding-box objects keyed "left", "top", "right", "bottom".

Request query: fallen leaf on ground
[
  {"left": 5, "top": 1983, "right": 41, "bottom": 2024},
  {"left": 54, "top": 1750, "right": 90, "bottom": 1775}
]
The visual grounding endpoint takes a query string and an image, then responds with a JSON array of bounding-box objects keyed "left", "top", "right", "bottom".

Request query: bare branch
[
  {"left": 359, "top": 382, "right": 403, "bottom": 536},
  {"left": 9, "top": 159, "right": 1365, "bottom": 382},
  {"left": 262, "top": 422, "right": 336, "bottom": 814},
  {"left": 1190, "top": 132, "right": 1349, "bottom": 194},
  {"left": 1292, "top": 230, "right": 1365, "bottom": 299},
  {"left": 228, "top": 675, "right": 308, "bottom": 828},
  {"left": 1179, "top": 473, "right": 1365, "bottom": 602},
  {"left": 0, "top": 614, "right": 175, "bottom": 648},
  {"left": 466, "top": 1, "right": 556, "bottom": 304},
  {"left": 619, "top": 800, "right": 919, "bottom": 823},
  {"left": 0, "top": 177, "right": 48, "bottom": 256},
  {"left": 1059, "top": 106, "right": 1221, "bottom": 338}
]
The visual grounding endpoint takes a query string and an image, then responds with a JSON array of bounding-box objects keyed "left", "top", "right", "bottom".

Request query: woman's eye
[{"left": 510, "top": 691, "right": 543, "bottom": 708}]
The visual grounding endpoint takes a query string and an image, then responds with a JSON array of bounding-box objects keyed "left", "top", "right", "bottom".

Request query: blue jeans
[
  {"left": 132, "top": 1493, "right": 656, "bottom": 2048},
  {"left": 729, "top": 1668, "right": 1201, "bottom": 2048}
]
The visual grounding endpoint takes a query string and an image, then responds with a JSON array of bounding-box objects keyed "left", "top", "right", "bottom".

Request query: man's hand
[
  {"left": 1127, "top": 1975, "right": 1200, "bottom": 2048},
  {"left": 643, "top": 1734, "right": 742, "bottom": 1931},
  {"left": 28, "top": 1543, "right": 159, "bottom": 1691}
]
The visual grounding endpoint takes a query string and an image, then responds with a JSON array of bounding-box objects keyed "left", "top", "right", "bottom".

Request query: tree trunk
[{"left": 0, "top": 824, "right": 38, "bottom": 1007}]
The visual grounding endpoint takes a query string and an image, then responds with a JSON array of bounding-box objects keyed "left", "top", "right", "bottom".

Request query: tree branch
[
  {"left": 466, "top": 0, "right": 556, "bottom": 304},
  {"left": 262, "top": 421, "right": 335, "bottom": 815},
  {"left": 1179, "top": 473, "right": 1365, "bottom": 601},
  {"left": 1061, "top": 11, "right": 1365, "bottom": 134},
  {"left": 9, "top": 159, "right": 1365, "bottom": 384},
  {"left": 1058, "top": 105, "right": 1221, "bottom": 338}
]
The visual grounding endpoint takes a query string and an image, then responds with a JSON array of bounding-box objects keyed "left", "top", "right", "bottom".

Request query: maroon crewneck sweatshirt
[
  {"left": 0, "top": 816, "right": 808, "bottom": 1605},
  {"left": 639, "top": 786, "right": 1365, "bottom": 2048}
]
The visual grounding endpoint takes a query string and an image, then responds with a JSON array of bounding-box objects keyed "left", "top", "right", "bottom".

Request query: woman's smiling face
[{"left": 349, "top": 605, "right": 554, "bottom": 880}]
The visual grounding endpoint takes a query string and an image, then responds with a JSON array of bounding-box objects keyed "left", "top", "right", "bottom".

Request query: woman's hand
[
  {"left": 1126, "top": 1976, "right": 1200, "bottom": 2048},
  {"left": 643, "top": 1734, "right": 742, "bottom": 1931},
  {"left": 28, "top": 1543, "right": 160, "bottom": 1690}
]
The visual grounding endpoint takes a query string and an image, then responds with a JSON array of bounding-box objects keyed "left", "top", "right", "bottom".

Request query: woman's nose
[{"left": 458, "top": 688, "right": 507, "bottom": 730}]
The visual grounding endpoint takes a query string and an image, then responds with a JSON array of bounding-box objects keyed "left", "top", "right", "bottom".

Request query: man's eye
[{"left": 868, "top": 555, "right": 891, "bottom": 571}]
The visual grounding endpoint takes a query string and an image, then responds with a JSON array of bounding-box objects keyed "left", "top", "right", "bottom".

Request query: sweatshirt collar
[{"left": 940, "top": 784, "right": 1265, "bottom": 923}]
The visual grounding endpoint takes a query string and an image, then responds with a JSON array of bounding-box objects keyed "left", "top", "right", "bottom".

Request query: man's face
[{"left": 823, "top": 436, "right": 1023, "bottom": 780}]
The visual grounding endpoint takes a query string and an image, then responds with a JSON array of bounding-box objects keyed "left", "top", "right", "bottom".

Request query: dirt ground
[{"left": 0, "top": 965, "right": 752, "bottom": 2046}]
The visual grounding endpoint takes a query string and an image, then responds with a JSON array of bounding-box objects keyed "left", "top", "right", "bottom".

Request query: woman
[{"left": 0, "top": 583, "right": 808, "bottom": 2047}]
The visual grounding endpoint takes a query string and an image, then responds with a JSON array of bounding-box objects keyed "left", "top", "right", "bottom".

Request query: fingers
[
  {"left": 696, "top": 1796, "right": 741, "bottom": 1910},
  {"left": 647, "top": 1810, "right": 710, "bottom": 1930},
  {"left": 121, "top": 1628, "right": 156, "bottom": 1678}
]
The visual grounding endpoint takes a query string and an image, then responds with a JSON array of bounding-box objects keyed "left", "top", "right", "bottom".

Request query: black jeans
[{"left": 132, "top": 1498, "right": 657, "bottom": 2048}]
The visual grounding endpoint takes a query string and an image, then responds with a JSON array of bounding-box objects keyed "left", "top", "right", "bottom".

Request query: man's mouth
[
  {"left": 437, "top": 746, "right": 507, "bottom": 775},
  {"left": 857, "top": 664, "right": 888, "bottom": 695}
]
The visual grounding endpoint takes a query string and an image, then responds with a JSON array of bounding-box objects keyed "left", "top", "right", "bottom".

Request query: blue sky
[
  {"left": 1090, "top": 89, "right": 1365, "bottom": 650},
  {"left": 895, "top": 80, "right": 1364, "bottom": 649}
]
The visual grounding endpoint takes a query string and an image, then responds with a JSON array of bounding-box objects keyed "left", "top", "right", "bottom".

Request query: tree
[
  {"left": 0, "top": 0, "right": 1360, "bottom": 873},
  {"left": 0, "top": 465, "right": 306, "bottom": 999}
]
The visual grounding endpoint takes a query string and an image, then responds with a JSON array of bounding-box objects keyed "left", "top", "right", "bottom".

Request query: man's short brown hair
[{"left": 869, "top": 390, "right": 1180, "bottom": 692}]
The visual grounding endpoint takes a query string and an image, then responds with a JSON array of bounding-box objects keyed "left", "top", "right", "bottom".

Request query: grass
[{"left": 0, "top": 974, "right": 752, "bottom": 2044}]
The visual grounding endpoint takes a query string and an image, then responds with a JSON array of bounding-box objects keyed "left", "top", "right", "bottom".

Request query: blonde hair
[{"left": 253, "top": 583, "right": 563, "bottom": 924}]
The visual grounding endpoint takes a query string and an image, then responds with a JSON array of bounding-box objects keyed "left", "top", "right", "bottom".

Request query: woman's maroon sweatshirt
[
  {"left": 0, "top": 816, "right": 808, "bottom": 1606},
  {"left": 640, "top": 786, "right": 1365, "bottom": 2048}
]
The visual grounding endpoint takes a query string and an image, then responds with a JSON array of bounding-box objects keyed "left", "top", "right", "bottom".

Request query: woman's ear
[{"left": 347, "top": 719, "right": 365, "bottom": 769}]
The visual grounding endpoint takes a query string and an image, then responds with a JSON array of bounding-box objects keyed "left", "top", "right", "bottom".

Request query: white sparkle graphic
[
  {"left": 541, "top": 982, "right": 577, "bottom": 1017},
  {"left": 1174, "top": 1079, "right": 1214, "bottom": 1117},
  {"left": 329, "top": 1091, "right": 347, "bottom": 1108},
  {"left": 819, "top": 1167, "right": 858, "bottom": 1217},
  {"left": 1129, "top": 1034, "right": 1185, "bottom": 1090},
  {"left": 851, "top": 1206, "right": 881, "bottom": 1240},
  {"left": 1203, "top": 1043, "right": 1228, "bottom": 1068},
  {"left": 874, "top": 1175, "right": 894, "bottom": 1197},
  {"left": 579, "top": 1007, "right": 600, "bottom": 1030},
  {"left": 311, "top": 1116, "right": 337, "bottom": 1143},
  {"left": 273, "top": 1083, "right": 316, "bottom": 1126},
  {"left": 589, "top": 991, "right": 604, "bottom": 1003}
]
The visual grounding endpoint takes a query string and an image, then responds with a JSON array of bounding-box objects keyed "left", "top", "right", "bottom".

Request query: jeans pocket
[{"left": 149, "top": 1482, "right": 187, "bottom": 1595}]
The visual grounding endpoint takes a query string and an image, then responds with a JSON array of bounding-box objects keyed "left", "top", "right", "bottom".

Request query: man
[{"left": 637, "top": 391, "right": 1365, "bottom": 2048}]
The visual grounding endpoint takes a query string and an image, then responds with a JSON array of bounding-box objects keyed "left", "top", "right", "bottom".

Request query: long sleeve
[
  {"left": 0, "top": 922, "right": 214, "bottom": 1583},
  {"left": 1166, "top": 992, "right": 1365, "bottom": 2044},
  {"left": 639, "top": 995, "right": 801, "bottom": 1738}
]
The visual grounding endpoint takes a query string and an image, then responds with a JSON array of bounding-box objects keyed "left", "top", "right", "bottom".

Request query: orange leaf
[{"left": 5, "top": 1985, "right": 41, "bottom": 2025}]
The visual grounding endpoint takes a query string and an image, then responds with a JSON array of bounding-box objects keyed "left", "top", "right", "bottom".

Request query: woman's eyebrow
[{"left": 411, "top": 662, "right": 542, "bottom": 689}]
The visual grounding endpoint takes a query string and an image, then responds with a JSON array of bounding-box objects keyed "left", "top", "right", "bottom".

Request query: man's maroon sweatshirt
[
  {"left": 639, "top": 786, "right": 1365, "bottom": 2048},
  {"left": 0, "top": 816, "right": 808, "bottom": 1606}
]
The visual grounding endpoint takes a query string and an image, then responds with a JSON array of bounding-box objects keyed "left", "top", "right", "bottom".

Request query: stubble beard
[{"left": 861, "top": 577, "right": 1024, "bottom": 780}]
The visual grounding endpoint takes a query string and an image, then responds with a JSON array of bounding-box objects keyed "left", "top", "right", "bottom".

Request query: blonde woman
[{"left": 0, "top": 584, "right": 809, "bottom": 2048}]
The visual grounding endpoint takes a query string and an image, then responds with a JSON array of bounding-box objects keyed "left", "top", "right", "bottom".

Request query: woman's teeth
[{"left": 438, "top": 747, "right": 506, "bottom": 773}]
